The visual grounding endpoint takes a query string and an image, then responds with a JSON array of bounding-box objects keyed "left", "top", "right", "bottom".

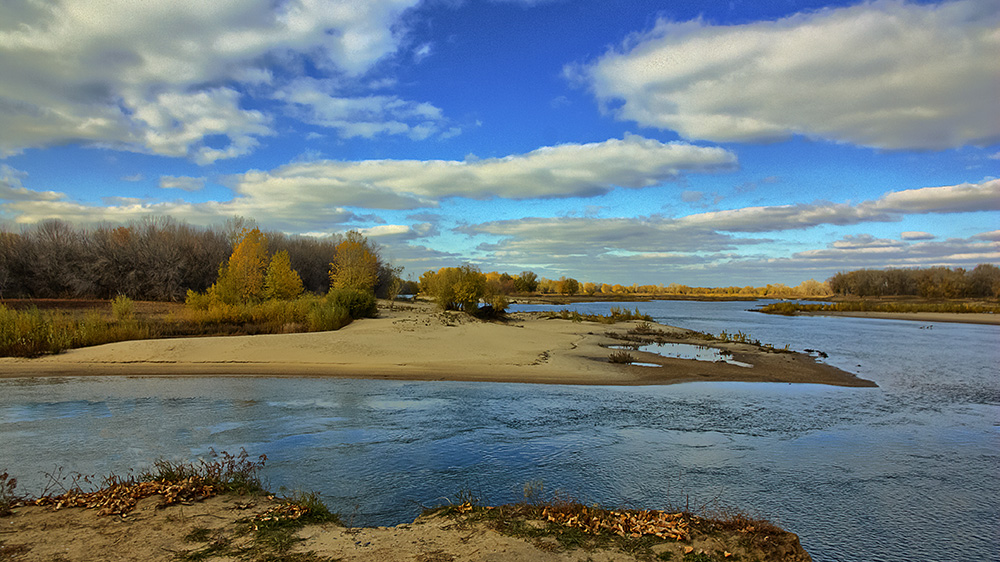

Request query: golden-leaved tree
[
  {"left": 329, "top": 231, "right": 380, "bottom": 292},
  {"left": 212, "top": 228, "right": 269, "bottom": 304},
  {"left": 264, "top": 250, "right": 304, "bottom": 300}
]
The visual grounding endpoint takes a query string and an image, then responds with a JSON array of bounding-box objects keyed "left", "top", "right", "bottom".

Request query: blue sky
[{"left": 1, "top": 0, "right": 997, "bottom": 286}]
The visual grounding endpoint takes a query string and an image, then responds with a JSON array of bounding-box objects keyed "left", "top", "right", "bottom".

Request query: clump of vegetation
[
  {"left": 326, "top": 287, "right": 377, "bottom": 319},
  {"left": 419, "top": 264, "right": 509, "bottom": 317},
  {"left": 0, "top": 304, "right": 154, "bottom": 357},
  {"left": 608, "top": 350, "right": 636, "bottom": 364},
  {"left": 5, "top": 451, "right": 341, "bottom": 562},
  {"left": 26, "top": 449, "right": 268, "bottom": 516},
  {"left": 110, "top": 294, "right": 135, "bottom": 322},
  {"left": 425, "top": 488, "right": 798, "bottom": 562},
  {"left": 545, "top": 307, "right": 653, "bottom": 324}
]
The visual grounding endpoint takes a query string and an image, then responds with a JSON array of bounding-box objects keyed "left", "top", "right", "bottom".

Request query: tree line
[
  {"left": 828, "top": 264, "right": 1000, "bottom": 298},
  {"left": 0, "top": 217, "right": 399, "bottom": 301}
]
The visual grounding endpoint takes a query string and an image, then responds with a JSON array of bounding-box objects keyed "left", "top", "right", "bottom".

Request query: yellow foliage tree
[
  {"left": 329, "top": 231, "right": 380, "bottom": 293},
  {"left": 264, "top": 250, "right": 304, "bottom": 300},
  {"left": 213, "top": 228, "right": 269, "bottom": 304}
]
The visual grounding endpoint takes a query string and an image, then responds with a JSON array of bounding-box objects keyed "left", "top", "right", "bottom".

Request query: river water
[{"left": 1, "top": 300, "right": 997, "bottom": 561}]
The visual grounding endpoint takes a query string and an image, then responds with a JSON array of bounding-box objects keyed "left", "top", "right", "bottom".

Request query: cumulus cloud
[
  {"left": 577, "top": 0, "right": 1000, "bottom": 149},
  {"left": 231, "top": 135, "right": 737, "bottom": 209},
  {"left": 275, "top": 78, "right": 454, "bottom": 140},
  {"left": 0, "top": 0, "right": 420, "bottom": 160},
  {"left": 159, "top": 176, "right": 206, "bottom": 192},
  {"left": 901, "top": 231, "right": 935, "bottom": 240}
]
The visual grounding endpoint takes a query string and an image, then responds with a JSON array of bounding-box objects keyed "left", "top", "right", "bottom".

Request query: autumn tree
[
  {"left": 514, "top": 270, "right": 538, "bottom": 293},
  {"left": 264, "top": 250, "right": 304, "bottom": 300},
  {"left": 421, "top": 265, "right": 492, "bottom": 313},
  {"left": 329, "top": 231, "right": 380, "bottom": 293},
  {"left": 213, "top": 227, "right": 269, "bottom": 304}
]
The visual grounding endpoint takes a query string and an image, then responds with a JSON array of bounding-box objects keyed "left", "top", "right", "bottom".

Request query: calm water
[{"left": 1, "top": 300, "right": 997, "bottom": 562}]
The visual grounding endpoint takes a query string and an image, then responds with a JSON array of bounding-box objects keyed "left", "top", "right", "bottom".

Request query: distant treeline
[
  {"left": 0, "top": 217, "right": 398, "bottom": 301},
  {"left": 464, "top": 270, "right": 832, "bottom": 299},
  {"left": 828, "top": 265, "right": 1000, "bottom": 298}
]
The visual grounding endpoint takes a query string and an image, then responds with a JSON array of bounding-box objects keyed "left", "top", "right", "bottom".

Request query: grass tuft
[{"left": 608, "top": 350, "right": 636, "bottom": 364}]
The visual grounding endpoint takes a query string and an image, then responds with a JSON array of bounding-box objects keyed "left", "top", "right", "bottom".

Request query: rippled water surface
[{"left": 1, "top": 301, "right": 997, "bottom": 562}]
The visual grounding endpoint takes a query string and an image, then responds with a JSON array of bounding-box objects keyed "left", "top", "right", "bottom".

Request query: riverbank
[
  {"left": 2, "top": 493, "right": 812, "bottom": 562},
  {"left": 794, "top": 310, "right": 1000, "bottom": 325},
  {"left": 0, "top": 300, "right": 873, "bottom": 387}
]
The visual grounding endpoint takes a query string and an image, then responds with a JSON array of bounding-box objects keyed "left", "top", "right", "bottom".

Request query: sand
[
  {"left": 0, "top": 300, "right": 874, "bottom": 387},
  {"left": 1, "top": 494, "right": 813, "bottom": 562},
  {"left": 797, "top": 310, "right": 1000, "bottom": 325}
]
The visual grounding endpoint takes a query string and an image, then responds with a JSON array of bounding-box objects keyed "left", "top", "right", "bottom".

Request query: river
[{"left": 1, "top": 300, "right": 997, "bottom": 561}]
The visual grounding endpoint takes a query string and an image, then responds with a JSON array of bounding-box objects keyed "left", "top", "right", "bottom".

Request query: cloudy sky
[{"left": 1, "top": 0, "right": 997, "bottom": 286}]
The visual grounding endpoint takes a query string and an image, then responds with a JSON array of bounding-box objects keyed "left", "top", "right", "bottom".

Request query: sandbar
[
  {"left": 796, "top": 310, "right": 999, "bottom": 325},
  {"left": 0, "top": 300, "right": 874, "bottom": 387}
]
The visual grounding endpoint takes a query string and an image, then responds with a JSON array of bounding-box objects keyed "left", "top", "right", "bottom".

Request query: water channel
[{"left": 1, "top": 300, "right": 997, "bottom": 561}]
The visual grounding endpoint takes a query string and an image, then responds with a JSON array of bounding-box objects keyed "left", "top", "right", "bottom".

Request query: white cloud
[
  {"left": 231, "top": 135, "right": 737, "bottom": 209},
  {"left": 831, "top": 234, "right": 904, "bottom": 250},
  {"left": 0, "top": 0, "right": 420, "bottom": 160},
  {"left": 792, "top": 233, "right": 1000, "bottom": 266},
  {"left": 275, "top": 78, "right": 454, "bottom": 140},
  {"left": 578, "top": 0, "right": 1000, "bottom": 150},
  {"left": 873, "top": 179, "right": 1000, "bottom": 213},
  {"left": 901, "top": 231, "right": 935, "bottom": 240},
  {"left": 359, "top": 222, "right": 438, "bottom": 241},
  {"left": 0, "top": 165, "right": 63, "bottom": 202},
  {"left": 159, "top": 176, "right": 206, "bottom": 192},
  {"left": 679, "top": 179, "right": 1000, "bottom": 232}
]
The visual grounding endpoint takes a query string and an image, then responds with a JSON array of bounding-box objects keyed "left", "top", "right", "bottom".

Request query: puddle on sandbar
[{"left": 610, "top": 342, "right": 753, "bottom": 368}]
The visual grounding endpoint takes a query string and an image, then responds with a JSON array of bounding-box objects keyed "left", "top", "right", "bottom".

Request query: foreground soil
[
  {"left": 1, "top": 494, "right": 812, "bottom": 562},
  {"left": 0, "top": 299, "right": 874, "bottom": 387}
]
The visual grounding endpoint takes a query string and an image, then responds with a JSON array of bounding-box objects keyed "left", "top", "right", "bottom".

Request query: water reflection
[{"left": 610, "top": 342, "right": 753, "bottom": 367}]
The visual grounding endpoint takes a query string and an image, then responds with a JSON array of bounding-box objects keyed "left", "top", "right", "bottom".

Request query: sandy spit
[
  {"left": 0, "top": 300, "right": 874, "bottom": 387},
  {"left": 797, "top": 310, "right": 999, "bottom": 325}
]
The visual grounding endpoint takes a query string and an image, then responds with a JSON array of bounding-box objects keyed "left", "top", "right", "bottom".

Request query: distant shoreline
[
  {"left": 794, "top": 310, "right": 999, "bottom": 325},
  {"left": 0, "top": 300, "right": 874, "bottom": 387}
]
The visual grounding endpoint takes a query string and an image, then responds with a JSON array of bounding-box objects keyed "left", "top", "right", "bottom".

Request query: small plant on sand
[{"left": 608, "top": 350, "right": 636, "bottom": 364}]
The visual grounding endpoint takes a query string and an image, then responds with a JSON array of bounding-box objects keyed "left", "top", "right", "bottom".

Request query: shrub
[
  {"left": 608, "top": 350, "right": 636, "bottom": 364},
  {"left": 307, "top": 302, "right": 351, "bottom": 331},
  {"left": 327, "top": 287, "right": 377, "bottom": 319},
  {"left": 185, "top": 288, "right": 213, "bottom": 310},
  {"left": 110, "top": 294, "right": 135, "bottom": 322}
]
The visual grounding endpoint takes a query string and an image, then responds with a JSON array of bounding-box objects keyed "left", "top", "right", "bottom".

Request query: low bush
[
  {"left": 307, "top": 302, "right": 351, "bottom": 331},
  {"left": 327, "top": 288, "right": 377, "bottom": 319},
  {"left": 110, "top": 294, "right": 135, "bottom": 322},
  {"left": 545, "top": 307, "right": 653, "bottom": 324},
  {"left": 608, "top": 350, "right": 636, "bottom": 364}
]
